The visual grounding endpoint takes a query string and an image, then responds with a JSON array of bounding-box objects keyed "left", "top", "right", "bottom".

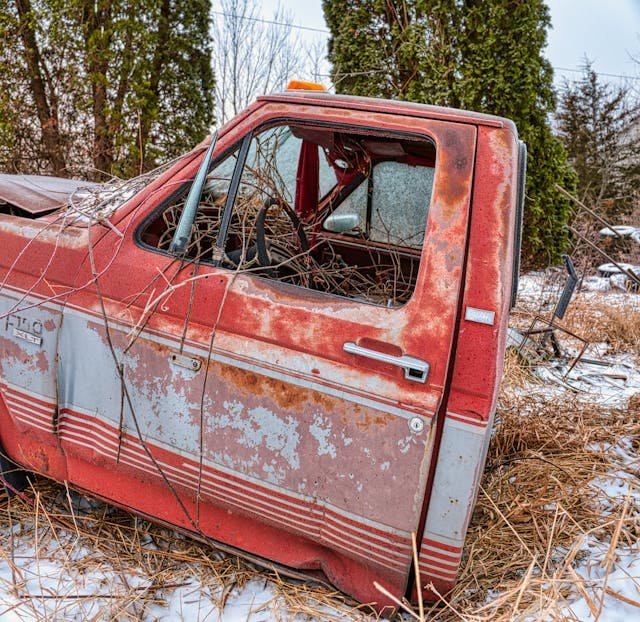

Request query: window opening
[{"left": 139, "top": 123, "right": 436, "bottom": 307}]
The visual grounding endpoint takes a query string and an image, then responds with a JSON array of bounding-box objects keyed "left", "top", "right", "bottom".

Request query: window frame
[{"left": 134, "top": 118, "right": 438, "bottom": 308}]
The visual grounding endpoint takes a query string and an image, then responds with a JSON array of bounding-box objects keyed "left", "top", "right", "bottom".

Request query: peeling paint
[
  {"left": 309, "top": 413, "right": 336, "bottom": 458},
  {"left": 0, "top": 97, "right": 520, "bottom": 610},
  {"left": 398, "top": 434, "right": 417, "bottom": 455},
  {"left": 208, "top": 400, "right": 301, "bottom": 471}
]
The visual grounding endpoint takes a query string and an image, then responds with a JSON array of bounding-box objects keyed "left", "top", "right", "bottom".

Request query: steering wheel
[{"left": 254, "top": 197, "right": 310, "bottom": 274}]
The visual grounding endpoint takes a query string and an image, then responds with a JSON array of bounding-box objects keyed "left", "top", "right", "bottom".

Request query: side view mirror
[{"left": 323, "top": 213, "right": 359, "bottom": 234}]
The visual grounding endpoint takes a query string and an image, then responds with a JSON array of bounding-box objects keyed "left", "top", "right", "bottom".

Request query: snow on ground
[
  {"left": 514, "top": 271, "right": 640, "bottom": 408},
  {"left": 532, "top": 356, "right": 640, "bottom": 408},
  {"left": 0, "top": 500, "right": 347, "bottom": 621},
  {"left": 512, "top": 271, "right": 640, "bottom": 621},
  {"left": 565, "top": 544, "right": 640, "bottom": 622},
  {"left": 0, "top": 271, "right": 638, "bottom": 621}
]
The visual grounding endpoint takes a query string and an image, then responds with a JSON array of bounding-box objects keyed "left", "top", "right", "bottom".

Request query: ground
[{"left": 0, "top": 270, "right": 638, "bottom": 621}]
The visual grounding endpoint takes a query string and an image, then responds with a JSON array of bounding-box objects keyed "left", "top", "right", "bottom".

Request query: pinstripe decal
[
  {"left": 418, "top": 536, "right": 463, "bottom": 580},
  {"left": 2, "top": 382, "right": 417, "bottom": 574},
  {"left": 445, "top": 410, "right": 488, "bottom": 429},
  {"left": 1, "top": 284, "right": 462, "bottom": 587},
  {"left": 1, "top": 383, "right": 56, "bottom": 433}
]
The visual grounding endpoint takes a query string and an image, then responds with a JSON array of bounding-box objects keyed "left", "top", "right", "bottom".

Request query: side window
[
  {"left": 139, "top": 123, "right": 436, "bottom": 307},
  {"left": 370, "top": 161, "right": 434, "bottom": 248},
  {"left": 240, "top": 126, "right": 299, "bottom": 204},
  {"left": 234, "top": 126, "right": 335, "bottom": 204}
]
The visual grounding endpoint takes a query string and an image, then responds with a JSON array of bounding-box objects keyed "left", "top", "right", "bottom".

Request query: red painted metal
[{"left": 0, "top": 92, "right": 521, "bottom": 613}]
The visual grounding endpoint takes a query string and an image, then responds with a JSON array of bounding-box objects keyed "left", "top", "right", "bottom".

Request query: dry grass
[
  {"left": 501, "top": 347, "right": 542, "bottom": 389},
  {"left": 510, "top": 273, "right": 640, "bottom": 359},
  {"left": 562, "top": 298, "right": 640, "bottom": 357},
  {"left": 0, "top": 482, "right": 374, "bottom": 620},
  {"left": 3, "top": 385, "right": 637, "bottom": 621},
  {"left": 437, "top": 391, "right": 640, "bottom": 621}
]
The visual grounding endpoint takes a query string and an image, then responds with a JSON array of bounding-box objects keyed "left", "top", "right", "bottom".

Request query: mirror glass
[{"left": 323, "top": 213, "right": 359, "bottom": 233}]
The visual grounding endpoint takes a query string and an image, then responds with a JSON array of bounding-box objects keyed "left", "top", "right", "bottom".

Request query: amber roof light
[{"left": 286, "top": 80, "right": 326, "bottom": 91}]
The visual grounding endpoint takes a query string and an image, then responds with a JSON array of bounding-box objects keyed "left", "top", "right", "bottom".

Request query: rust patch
[
  {"left": 218, "top": 363, "right": 335, "bottom": 412},
  {"left": 23, "top": 446, "right": 50, "bottom": 473},
  {"left": 0, "top": 336, "right": 49, "bottom": 373},
  {"left": 220, "top": 365, "right": 307, "bottom": 411},
  {"left": 340, "top": 403, "right": 364, "bottom": 426},
  {"left": 146, "top": 339, "right": 171, "bottom": 355},
  {"left": 355, "top": 411, "right": 394, "bottom": 431},
  {"left": 436, "top": 126, "right": 474, "bottom": 221}
]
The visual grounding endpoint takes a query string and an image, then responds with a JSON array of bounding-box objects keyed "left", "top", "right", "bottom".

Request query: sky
[
  {"left": 228, "top": 0, "right": 640, "bottom": 88},
  {"left": 546, "top": 0, "right": 640, "bottom": 85}
]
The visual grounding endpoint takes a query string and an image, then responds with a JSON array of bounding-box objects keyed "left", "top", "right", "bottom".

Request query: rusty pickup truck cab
[{"left": 0, "top": 87, "right": 525, "bottom": 611}]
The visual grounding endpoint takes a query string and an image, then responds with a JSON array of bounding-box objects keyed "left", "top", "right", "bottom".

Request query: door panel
[
  {"left": 58, "top": 111, "right": 476, "bottom": 600},
  {"left": 193, "top": 116, "right": 476, "bottom": 583}
]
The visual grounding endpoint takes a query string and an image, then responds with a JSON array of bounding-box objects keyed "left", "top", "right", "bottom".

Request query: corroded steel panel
[
  {"left": 0, "top": 174, "right": 99, "bottom": 215},
  {"left": 0, "top": 96, "right": 520, "bottom": 612}
]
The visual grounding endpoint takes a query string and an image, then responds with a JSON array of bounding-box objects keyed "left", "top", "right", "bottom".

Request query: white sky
[
  {"left": 546, "top": 0, "right": 640, "bottom": 85},
  {"left": 227, "top": 0, "right": 640, "bottom": 87}
]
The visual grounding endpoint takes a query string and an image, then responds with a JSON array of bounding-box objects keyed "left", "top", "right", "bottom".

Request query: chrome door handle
[{"left": 343, "top": 342, "right": 430, "bottom": 383}]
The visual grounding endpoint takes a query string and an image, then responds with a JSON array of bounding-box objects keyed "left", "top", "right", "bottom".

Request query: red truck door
[{"left": 59, "top": 107, "right": 476, "bottom": 605}]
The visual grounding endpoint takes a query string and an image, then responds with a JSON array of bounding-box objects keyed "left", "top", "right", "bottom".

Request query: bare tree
[
  {"left": 302, "top": 39, "right": 329, "bottom": 86},
  {"left": 557, "top": 61, "right": 640, "bottom": 218},
  {"left": 211, "top": 0, "right": 303, "bottom": 125}
]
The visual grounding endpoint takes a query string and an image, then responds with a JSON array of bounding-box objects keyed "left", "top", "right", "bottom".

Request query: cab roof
[{"left": 259, "top": 90, "right": 517, "bottom": 133}]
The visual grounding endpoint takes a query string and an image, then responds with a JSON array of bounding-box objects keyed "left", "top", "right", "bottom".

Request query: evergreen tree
[
  {"left": 556, "top": 62, "right": 640, "bottom": 218},
  {"left": 323, "top": 0, "right": 576, "bottom": 266},
  {"left": 0, "top": 0, "right": 214, "bottom": 180},
  {"left": 323, "top": 1, "right": 460, "bottom": 104}
]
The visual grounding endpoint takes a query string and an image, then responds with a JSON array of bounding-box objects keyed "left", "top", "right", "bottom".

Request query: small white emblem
[
  {"left": 13, "top": 328, "right": 42, "bottom": 346},
  {"left": 464, "top": 307, "right": 495, "bottom": 326}
]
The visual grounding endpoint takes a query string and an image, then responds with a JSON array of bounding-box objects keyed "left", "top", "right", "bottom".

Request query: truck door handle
[{"left": 343, "top": 342, "right": 430, "bottom": 383}]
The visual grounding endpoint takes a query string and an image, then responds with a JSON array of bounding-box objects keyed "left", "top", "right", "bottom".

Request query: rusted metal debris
[
  {"left": 509, "top": 256, "right": 591, "bottom": 374},
  {"left": 0, "top": 173, "right": 99, "bottom": 216}
]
